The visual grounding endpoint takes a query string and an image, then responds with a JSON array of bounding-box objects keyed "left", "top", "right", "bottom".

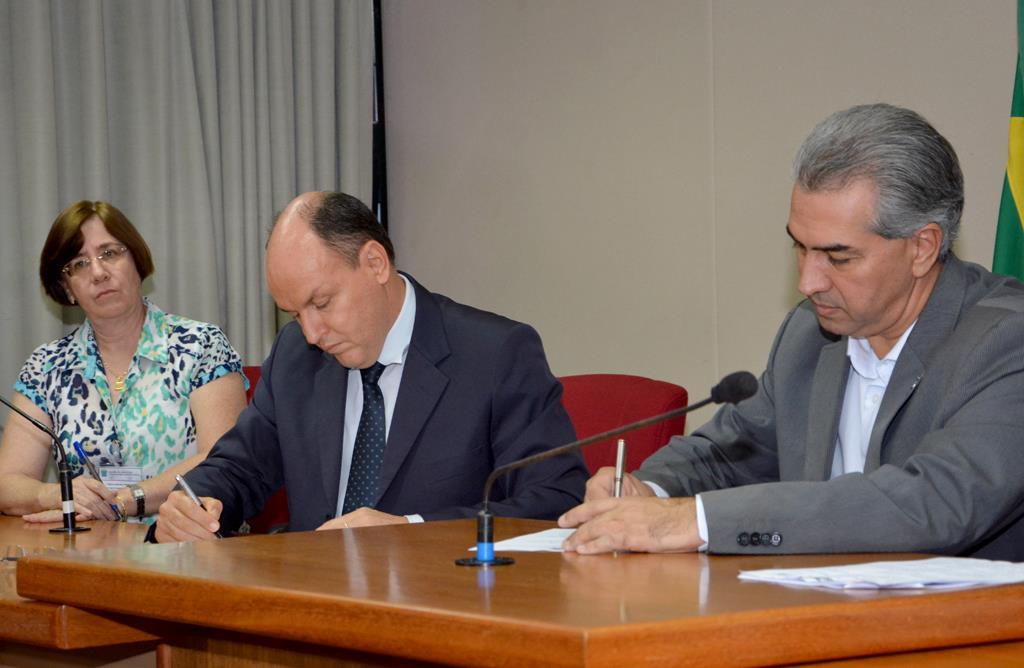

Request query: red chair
[
  {"left": 559, "top": 374, "right": 688, "bottom": 474},
  {"left": 241, "top": 365, "right": 290, "bottom": 533},
  {"left": 242, "top": 365, "right": 262, "bottom": 402}
]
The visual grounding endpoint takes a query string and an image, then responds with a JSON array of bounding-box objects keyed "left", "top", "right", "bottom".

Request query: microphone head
[{"left": 710, "top": 371, "right": 758, "bottom": 404}]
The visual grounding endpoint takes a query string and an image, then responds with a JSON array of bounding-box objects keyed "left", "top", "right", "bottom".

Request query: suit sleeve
[
  {"left": 418, "top": 324, "right": 588, "bottom": 521},
  {"left": 635, "top": 309, "right": 797, "bottom": 497},
  {"left": 182, "top": 335, "right": 286, "bottom": 533}
]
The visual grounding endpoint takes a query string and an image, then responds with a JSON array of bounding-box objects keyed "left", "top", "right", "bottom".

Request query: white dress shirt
[
  {"left": 335, "top": 274, "right": 419, "bottom": 520},
  {"left": 830, "top": 322, "right": 915, "bottom": 478}
]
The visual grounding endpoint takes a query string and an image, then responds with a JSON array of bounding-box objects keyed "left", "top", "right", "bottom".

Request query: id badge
[{"left": 98, "top": 466, "right": 144, "bottom": 490}]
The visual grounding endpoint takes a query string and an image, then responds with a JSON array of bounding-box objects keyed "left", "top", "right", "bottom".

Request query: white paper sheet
[
  {"left": 468, "top": 528, "right": 573, "bottom": 552},
  {"left": 738, "top": 557, "right": 1024, "bottom": 590}
]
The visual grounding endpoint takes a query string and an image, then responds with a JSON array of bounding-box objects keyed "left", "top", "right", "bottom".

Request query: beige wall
[{"left": 382, "top": 0, "right": 1015, "bottom": 406}]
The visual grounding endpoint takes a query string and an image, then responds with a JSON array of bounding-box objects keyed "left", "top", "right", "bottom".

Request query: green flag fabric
[{"left": 993, "top": 0, "right": 1024, "bottom": 281}]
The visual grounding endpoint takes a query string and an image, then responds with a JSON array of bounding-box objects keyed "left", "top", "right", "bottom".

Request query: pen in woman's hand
[{"left": 72, "top": 441, "right": 122, "bottom": 520}]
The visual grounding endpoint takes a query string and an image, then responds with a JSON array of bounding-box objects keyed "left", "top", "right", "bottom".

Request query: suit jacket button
[
  {"left": 737, "top": 532, "right": 750, "bottom": 546},
  {"left": 770, "top": 532, "right": 783, "bottom": 547},
  {"left": 750, "top": 532, "right": 761, "bottom": 546}
]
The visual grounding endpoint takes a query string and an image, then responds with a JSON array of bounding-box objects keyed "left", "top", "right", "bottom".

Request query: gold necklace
[{"left": 104, "top": 361, "right": 129, "bottom": 393}]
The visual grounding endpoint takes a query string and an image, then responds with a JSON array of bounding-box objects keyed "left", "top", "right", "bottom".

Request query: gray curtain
[{"left": 0, "top": 0, "right": 374, "bottom": 405}]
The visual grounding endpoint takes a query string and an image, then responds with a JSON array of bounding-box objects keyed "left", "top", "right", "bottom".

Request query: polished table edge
[
  {"left": 1, "top": 515, "right": 158, "bottom": 649},
  {"left": 0, "top": 599, "right": 160, "bottom": 649},
  {"left": 14, "top": 519, "right": 1024, "bottom": 667},
  {"left": 579, "top": 585, "right": 1024, "bottom": 667}
]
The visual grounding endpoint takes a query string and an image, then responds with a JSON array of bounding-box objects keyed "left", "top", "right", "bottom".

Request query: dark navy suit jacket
[{"left": 184, "top": 275, "right": 587, "bottom": 532}]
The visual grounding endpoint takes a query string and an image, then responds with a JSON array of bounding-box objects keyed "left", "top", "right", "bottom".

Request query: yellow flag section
[{"left": 1009, "top": 117, "right": 1024, "bottom": 223}]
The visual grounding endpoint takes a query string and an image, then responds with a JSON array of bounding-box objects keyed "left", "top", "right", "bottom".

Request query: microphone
[
  {"left": 455, "top": 371, "right": 758, "bottom": 566},
  {"left": 0, "top": 394, "right": 90, "bottom": 533}
]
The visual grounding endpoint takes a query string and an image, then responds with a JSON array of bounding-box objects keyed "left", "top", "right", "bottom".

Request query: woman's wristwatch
[{"left": 128, "top": 484, "right": 146, "bottom": 517}]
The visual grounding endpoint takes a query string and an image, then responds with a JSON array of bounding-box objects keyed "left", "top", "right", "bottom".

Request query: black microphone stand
[
  {"left": 455, "top": 371, "right": 758, "bottom": 567},
  {"left": 0, "top": 395, "right": 89, "bottom": 533}
]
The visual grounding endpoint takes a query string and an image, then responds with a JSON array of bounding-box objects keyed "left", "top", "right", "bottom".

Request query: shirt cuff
[
  {"left": 405, "top": 514, "right": 424, "bottom": 524},
  {"left": 694, "top": 494, "right": 709, "bottom": 552},
  {"left": 644, "top": 481, "right": 669, "bottom": 498}
]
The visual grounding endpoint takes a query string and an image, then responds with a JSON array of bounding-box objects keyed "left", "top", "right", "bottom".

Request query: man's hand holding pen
[{"left": 154, "top": 478, "right": 224, "bottom": 543}]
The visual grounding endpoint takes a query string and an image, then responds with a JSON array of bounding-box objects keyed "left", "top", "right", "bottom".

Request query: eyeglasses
[{"left": 62, "top": 246, "right": 129, "bottom": 277}]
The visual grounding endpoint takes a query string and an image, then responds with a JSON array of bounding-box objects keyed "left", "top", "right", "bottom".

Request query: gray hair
[{"left": 793, "top": 103, "right": 963, "bottom": 260}]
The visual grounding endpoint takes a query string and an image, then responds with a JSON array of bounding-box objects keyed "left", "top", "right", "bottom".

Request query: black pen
[{"left": 175, "top": 474, "right": 223, "bottom": 539}]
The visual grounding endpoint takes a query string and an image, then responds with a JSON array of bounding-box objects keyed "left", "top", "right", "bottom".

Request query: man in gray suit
[{"left": 560, "top": 103, "right": 1024, "bottom": 560}]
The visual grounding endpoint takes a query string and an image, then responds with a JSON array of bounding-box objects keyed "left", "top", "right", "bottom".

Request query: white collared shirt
[
  {"left": 335, "top": 274, "right": 417, "bottom": 517},
  {"left": 830, "top": 321, "right": 916, "bottom": 478}
]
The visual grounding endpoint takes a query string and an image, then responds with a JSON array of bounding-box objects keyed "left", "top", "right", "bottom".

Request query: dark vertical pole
[{"left": 372, "top": 0, "right": 389, "bottom": 230}]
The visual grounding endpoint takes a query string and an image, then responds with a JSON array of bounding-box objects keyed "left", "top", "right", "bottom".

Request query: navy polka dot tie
[{"left": 343, "top": 362, "right": 387, "bottom": 514}]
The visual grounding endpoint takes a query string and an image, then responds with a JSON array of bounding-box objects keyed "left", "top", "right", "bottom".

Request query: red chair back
[
  {"left": 242, "top": 365, "right": 261, "bottom": 403},
  {"left": 559, "top": 374, "right": 688, "bottom": 474},
  {"left": 241, "top": 365, "right": 290, "bottom": 533}
]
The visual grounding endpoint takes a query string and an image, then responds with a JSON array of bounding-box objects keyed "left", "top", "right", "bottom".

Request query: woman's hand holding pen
[
  {"left": 71, "top": 476, "right": 120, "bottom": 519},
  {"left": 21, "top": 476, "right": 119, "bottom": 522}
]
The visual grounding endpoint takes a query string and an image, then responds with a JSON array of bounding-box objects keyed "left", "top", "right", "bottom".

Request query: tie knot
[{"left": 360, "top": 362, "right": 386, "bottom": 386}]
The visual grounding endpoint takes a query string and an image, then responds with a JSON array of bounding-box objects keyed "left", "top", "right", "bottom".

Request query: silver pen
[
  {"left": 175, "top": 474, "right": 223, "bottom": 538},
  {"left": 613, "top": 438, "right": 627, "bottom": 498}
]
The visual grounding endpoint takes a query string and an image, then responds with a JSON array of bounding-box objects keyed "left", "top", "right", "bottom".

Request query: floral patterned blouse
[{"left": 14, "top": 300, "right": 244, "bottom": 483}]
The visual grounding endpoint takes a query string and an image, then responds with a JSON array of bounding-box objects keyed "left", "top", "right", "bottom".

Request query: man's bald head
[{"left": 269, "top": 191, "right": 394, "bottom": 268}]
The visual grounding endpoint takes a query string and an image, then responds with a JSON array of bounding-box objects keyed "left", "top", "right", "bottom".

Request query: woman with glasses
[{"left": 0, "top": 201, "right": 247, "bottom": 522}]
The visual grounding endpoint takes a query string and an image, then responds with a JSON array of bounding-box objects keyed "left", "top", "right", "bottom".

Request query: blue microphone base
[{"left": 455, "top": 556, "right": 514, "bottom": 567}]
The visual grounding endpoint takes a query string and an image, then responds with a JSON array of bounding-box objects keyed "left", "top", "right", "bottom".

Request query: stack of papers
[{"left": 738, "top": 557, "right": 1024, "bottom": 590}]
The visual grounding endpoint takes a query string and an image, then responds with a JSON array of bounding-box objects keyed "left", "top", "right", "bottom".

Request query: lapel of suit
[
  {"left": 374, "top": 275, "right": 450, "bottom": 503},
  {"left": 803, "top": 339, "right": 849, "bottom": 480},
  {"left": 864, "top": 257, "right": 967, "bottom": 471},
  {"left": 864, "top": 350, "right": 922, "bottom": 471},
  {"left": 314, "top": 354, "right": 348, "bottom": 511}
]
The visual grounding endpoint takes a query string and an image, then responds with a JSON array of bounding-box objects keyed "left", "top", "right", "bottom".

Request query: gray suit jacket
[{"left": 639, "top": 256, "right": 1024, "bottom": 559}]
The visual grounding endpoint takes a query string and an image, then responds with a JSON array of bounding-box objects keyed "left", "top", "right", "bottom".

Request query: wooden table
[
  {"left": 14, "top": 518, "right": 1024, "bottom": 667},
  {"left": 0, "top": 516, "right": 158, "bottom": 664}
]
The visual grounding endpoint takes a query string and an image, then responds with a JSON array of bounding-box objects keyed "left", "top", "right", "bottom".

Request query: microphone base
[
  {"left": 50, "top": 511, "right": 90, "bottom": 533},
  {"left": 459, "top": 509, "right": 514, "bottom": 566},
  {"left": 455, "top": 556, "right": 514, "bottom": 567},
  {"left": 49, "top": 525, "right": 90, "bottom": 533}
]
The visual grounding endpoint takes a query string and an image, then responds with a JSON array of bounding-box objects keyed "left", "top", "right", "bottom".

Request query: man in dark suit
[{"left": 155, "top": 192, "right": 586, "bottom": 541}]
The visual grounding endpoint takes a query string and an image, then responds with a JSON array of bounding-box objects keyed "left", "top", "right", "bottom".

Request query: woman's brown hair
[{"left": 39, "top": 201, "right": 155, "bottom": 306}]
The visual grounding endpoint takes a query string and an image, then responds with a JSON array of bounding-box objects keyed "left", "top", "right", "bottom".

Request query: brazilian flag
[{"left": 994, "top": 0, "right": 1024, "bottom": 281}]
